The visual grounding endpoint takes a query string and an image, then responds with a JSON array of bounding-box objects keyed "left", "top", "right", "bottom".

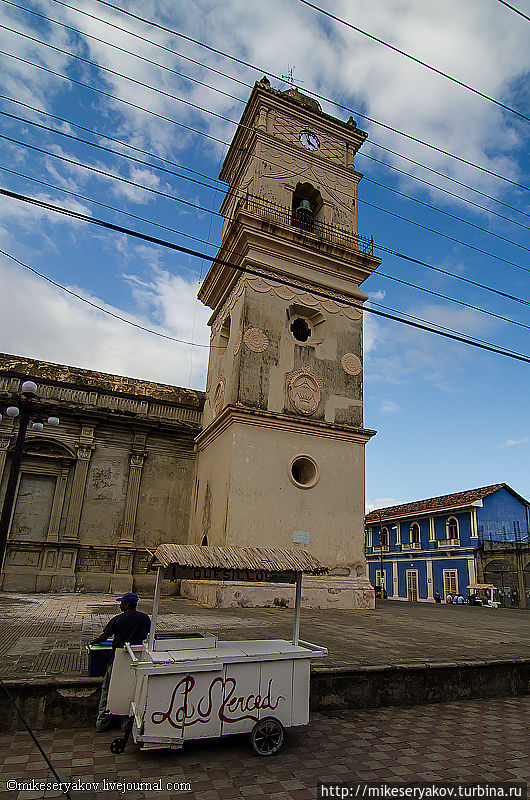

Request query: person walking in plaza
[
  {"left": 90, "top": 592, "right": 150, "bottom": 732},
  {"left": 434, "top": 591, "right": 441, "bottom": 603}
]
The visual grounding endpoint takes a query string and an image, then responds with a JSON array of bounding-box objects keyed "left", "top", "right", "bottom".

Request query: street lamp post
[
  {"left": 378, "top": 510, "right": 385, "bottom": 598},
  {"left": 0, "top": 381, "right": 59, "bottom": 570}
]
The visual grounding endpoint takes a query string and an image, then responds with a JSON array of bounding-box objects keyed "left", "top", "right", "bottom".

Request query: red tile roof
[{"left": 365, "top": 484, "right": 523, "bottom": 522}]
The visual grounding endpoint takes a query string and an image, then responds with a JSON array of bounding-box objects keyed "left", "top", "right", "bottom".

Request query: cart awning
[
  {"left": 151, "top": 544, "right": 328, "bottom": 583},
  {"left": 466, "top": 583, "right": 494, "bottom": 590}
]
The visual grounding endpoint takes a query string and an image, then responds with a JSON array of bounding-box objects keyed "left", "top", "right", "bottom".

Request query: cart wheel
[
  {"left": 110, "top": 737, "right": 127, "bottom": 754},
  {"left": 250, "top": 717, "right": 284, "bottom": 756}
]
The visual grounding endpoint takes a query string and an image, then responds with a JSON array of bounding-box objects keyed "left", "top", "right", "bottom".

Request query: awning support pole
[
  {"left": 293, "top": 572, "right": 302, "bottom": 645},
  {"left": 148, "top": 565, "right": 163, "bottom": 651}
]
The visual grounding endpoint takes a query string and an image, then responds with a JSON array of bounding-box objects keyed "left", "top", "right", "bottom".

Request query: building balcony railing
[
  {"left": 438, "top": 538, "right": 460, "bottom": 547},
  {"left": 236, "top": 195, "right": 375, "bottom": 255},
  {"left": 403, "top": 542, "right": 421, "bottom": 550}
]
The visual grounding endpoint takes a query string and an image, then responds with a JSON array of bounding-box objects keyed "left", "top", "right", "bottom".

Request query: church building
[{"left": 0, "top": 79, "right": 381, "bottom": 608}]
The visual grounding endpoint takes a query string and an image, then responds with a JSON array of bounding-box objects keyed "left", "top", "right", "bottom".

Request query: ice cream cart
[{"left": 106, "top": 544, "right": 328, "bottom": 756}]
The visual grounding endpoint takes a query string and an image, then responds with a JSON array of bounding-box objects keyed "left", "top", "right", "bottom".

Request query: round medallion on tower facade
[
  {"left": 233, "top": 330, "right": 243, "bottom": 356},
  {"left": 286, "top": 367, "right": 324, "bottom": 416},
  {"left": 213, "top": 379, "right": 225, "bottom": 418},
  {"left": 243, "top": 327, "right": 269, "bottom": 353},
  {"left": 340, "top": 353, "right": 362, "bottom": 376}
]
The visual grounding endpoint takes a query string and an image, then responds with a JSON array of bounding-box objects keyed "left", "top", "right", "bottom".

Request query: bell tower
[{"left": 187, "top": 78, "right": 381, "bottom": 608}]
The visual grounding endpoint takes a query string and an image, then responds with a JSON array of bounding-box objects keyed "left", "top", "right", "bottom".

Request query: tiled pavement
[
  {"left": 1, "top": 695, "right": 529, "bottom": 799},
  {"left": 2, "top": 592, "right": 530, "bottom": 679}
]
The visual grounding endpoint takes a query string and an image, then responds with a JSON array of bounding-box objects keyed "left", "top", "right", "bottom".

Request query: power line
[
  {"left": 21, "top": 0, "right": 528, "bottom": 196},
  {"left": 360, "top": 149, "right": 530, "bottom": 230},
  {"left": 0, "top": 49, "right": 231, "bottom": 151},
  {"left": 4, "top": 42, "right": 530, "bottom": 261},
  {"left": 0, "top": 248, "right": 211, "bottom": 348},
  {"left": 2, "top": 185, "right": 530, "bottom": 364},
  {"left": 4, "top": 158, "right": 530, "bottom": 333},
  {"left": 0, "top": 131, "right": 224, "bottom": 219},
  {"left": 7, "top": 0, "right": 530, "bottom": 209},
  {"left": 298, "top": 0, "right": 530, "bottom": 123},
  {"left": 364, "top": 140, "right": 530, "bottom": 222},
  {"left": 74, "top": 0, "right": 530, "bottom": 193},
  {"left": 0, "top": 94, "right": 227, "bottom": 189},
  {"left": 0, "top": 162, "right": 220, "bottom": 251},
  {"left": 497, "top": 0, "right": 530, "bottom": 22},
  {"left": 4, "top": 112, "right": 530, "bottom": 285},
  {"left": 3, "top": 21, "right": 530, "bottom": 236},
  {"left": 3, "top": 130, "right": 530, "bottom": 309}
]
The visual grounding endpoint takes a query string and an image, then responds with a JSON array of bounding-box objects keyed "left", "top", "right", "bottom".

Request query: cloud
[
  {"left": 366, "top": 498, "right": 398, "bottom": 513},
  {"left": 502, "top": 437, "right": 528, "bottom": 448},
  {"left": 380, "top": 399, "right": 401, "bottom": 413},
  {"left": 0, "top": 253, "right": 210, "bottom": 389}
]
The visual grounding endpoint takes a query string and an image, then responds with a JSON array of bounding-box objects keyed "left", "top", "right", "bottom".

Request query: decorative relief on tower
[
  {"left": 209, "top": 269, "right": 361, "bottom": 345},
  {"left": 340, "top": 353, "right": 362, "bottom": 376},
  {"left": 213, "top": 379, "right": 225, "bottom": 418},
  {"left": 246, "top": 270, "right": 362, "bottom": 321},
  {"left": 286, "top": 366, "right": 324, "bottom": 415},
  {"left": 233, "top": 330, "right": 243, "bottom": 356},
  {"left": 243, "top": 328, "right": 269, "bottom": 353}
]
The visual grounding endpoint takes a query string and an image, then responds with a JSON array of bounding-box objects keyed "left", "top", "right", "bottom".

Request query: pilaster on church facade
[
  {"left": 0, "top": 355, "right": 204, "bottom": 593},
  {"left": 63, "top": 431, "right": 95, "bottom": 541}
]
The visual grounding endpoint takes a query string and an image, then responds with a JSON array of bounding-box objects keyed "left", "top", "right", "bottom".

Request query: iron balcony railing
[{"left": 235, "top": 195, "right": 374, "bottom": 255}]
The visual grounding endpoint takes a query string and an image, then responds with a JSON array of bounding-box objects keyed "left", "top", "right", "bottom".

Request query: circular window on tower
[{"left": 288, "top": 454, "right": 320, "bottom": 489}]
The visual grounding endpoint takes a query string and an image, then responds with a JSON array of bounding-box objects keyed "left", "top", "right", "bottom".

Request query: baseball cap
[{"left": 117, "top": 592, "right": 139, "bottom": 603}]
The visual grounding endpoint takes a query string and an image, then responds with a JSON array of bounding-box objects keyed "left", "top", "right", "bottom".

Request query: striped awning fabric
[{"left": 151, "top": 544, "right": 328, "bottom": 582}]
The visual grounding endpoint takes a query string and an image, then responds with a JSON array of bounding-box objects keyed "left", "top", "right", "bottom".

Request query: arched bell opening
[{"left": 291, "top": 182, "right": 323, "bottom": 232}]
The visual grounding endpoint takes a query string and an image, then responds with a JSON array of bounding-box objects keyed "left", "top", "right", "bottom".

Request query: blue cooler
[{"left": 87, "top": 642, "right": 113, "bottom": 676}]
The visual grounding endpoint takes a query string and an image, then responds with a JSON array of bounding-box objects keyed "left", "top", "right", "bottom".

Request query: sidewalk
[
  {"left": 2, "top": 592, "right": 530, "bottom": 679},
  {"left": 1, "top": 695, "right": 529, "bottom": 799}
]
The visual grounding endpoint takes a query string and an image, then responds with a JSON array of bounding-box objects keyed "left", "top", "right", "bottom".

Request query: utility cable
[
  {"left": 0, "top": 18, "right": 245, "bottom": 105},
  {"left": 0, "top": 49, "right": 232, "bottom": 151},
  {"left": 360, "top": 149, "right": 530, "bottom": 230},
  {"left": 9, "top": 0, "right": 530, "bottom": 204},
  {"left": 5, "top": 31, "right": 530, "bottom": 256},
  {"left": 0, "top": 163, "right": 220, "bottom": 251},
  {"left": 0, "top": 248, "right": 212, "bottom": 348},
  {"left": 497, "top": 0, "right": 530, "bottom": 22},
  {"left": 3, "top": 48, "right": 530, "bottom": 238},
  {"left": 0, "top": 132, "right": 224, "bottom": 219},
  {"left": 68, "top": 0, "right": 530, "bottom": 193},
  {"left": 364, "top": 140, "right": 530, "bottom": 222},
  {"left": 3, "top": 131, "right": 530, "bottom": 309},
  {"left": 0, "top": 94, "right": 227, "bottom": 189},
  {"left": 4, "top": 159, "right": 530, "bottom": 333},
  {"left": 4, "top": 124, "right": 530, "bottom": 285},
  {"left": 298, "top": 0, "right": 530, "bottom": 123},
  {"left": 0, "top": 679, "right": 73, "bottom": 800},
  {"left": 2, "top": 186, "right": 530, "bottom": 364}
]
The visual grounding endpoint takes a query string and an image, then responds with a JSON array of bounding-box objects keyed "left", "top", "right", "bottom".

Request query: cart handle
[{"left": 125, "top": 642, "right": 139, "bottom": 662}]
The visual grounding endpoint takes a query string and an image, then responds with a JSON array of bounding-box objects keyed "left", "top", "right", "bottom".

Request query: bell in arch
[{"left": 296, "top": 198, "right": 312, "bottom": 214}]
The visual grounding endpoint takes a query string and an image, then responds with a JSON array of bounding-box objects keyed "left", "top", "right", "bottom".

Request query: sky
[{"left": 0, "top": 0, "right": 529, "bottom": 512}]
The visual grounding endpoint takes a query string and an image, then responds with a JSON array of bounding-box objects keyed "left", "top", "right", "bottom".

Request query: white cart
[{"left": 106, "top": 544, "right": 328, "bottom": 756}]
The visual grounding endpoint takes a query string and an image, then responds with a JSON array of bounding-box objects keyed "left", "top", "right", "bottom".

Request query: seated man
[{"left": 91, "top": 592, "right": 150, "bottom": 732}]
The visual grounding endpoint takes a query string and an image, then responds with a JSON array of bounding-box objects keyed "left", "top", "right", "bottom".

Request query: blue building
[{"left": 365, "top": 484, "right": 530, "bottom": 605}]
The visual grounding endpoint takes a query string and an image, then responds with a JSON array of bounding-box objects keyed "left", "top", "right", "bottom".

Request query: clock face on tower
[{"left": 299, "top": 129, "right": 320, "bottom": 151}]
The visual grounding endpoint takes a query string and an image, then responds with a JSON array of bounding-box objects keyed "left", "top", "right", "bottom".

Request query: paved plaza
[
  {"left": 1, "top": 592, "right": 530, "bottom": 679},
  {"left": 1, "top": 694, "right": 529, "bottom": 799}
]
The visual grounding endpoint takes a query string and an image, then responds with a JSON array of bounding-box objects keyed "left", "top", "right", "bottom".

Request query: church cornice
[
  {"left": 199, "top": 208, "right": 380, "bottom": 313},
  {"left": 195, "top": 404, "right": 376, "bottom": 451}
]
